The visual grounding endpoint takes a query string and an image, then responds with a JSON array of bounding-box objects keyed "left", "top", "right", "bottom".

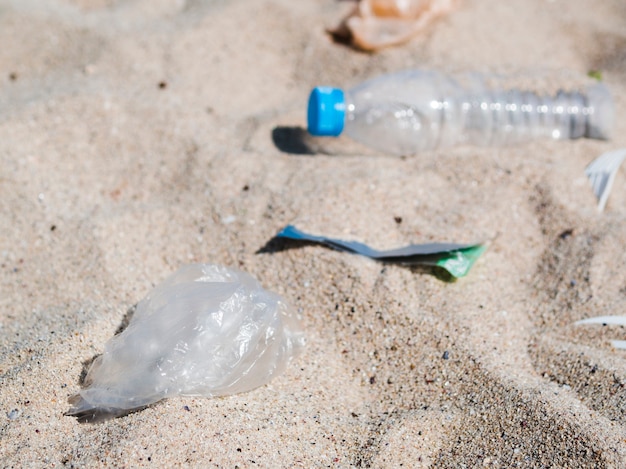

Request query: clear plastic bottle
[{"left": 307, "top": 70, "right": 614, "bottom": 155}]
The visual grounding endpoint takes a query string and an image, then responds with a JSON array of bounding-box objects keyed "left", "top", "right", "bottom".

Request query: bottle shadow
[
  {"left": 271, "top": 126, "right": 316, "bottom": 155},
  {"left": 271, "top": 125, "right": 398, "bottom": 158}
]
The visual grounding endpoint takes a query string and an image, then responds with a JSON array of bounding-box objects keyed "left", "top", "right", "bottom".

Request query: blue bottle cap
[{"left": 307, "top": 87, "right": 345, "bottom": 136}]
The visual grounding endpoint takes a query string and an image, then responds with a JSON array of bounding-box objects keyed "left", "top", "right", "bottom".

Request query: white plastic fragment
[
  {"left": 611, "top": 340, "right": 626, "bottom": 350},
  {"left": 585, "top": 148, "right": 626, "bottom": 211},
  {"left": 68, "top": 264, "right": 305, "bottom": 421},
  {"left": 575, "top": 315, "right": 626, "bottom": 350},
  {"left": 575, "top": 316, "right": 626, "bottom": 326}
]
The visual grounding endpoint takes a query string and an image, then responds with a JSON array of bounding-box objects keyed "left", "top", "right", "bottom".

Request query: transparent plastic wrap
[
  {"left": 68, "top": 264, "right": 305, "bottom": 421},
  {"left": 307, "top": 70, "right": 614, "bottom": 155}
]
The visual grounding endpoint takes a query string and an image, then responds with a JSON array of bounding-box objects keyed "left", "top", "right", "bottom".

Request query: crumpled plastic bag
[{"left": 68, "top": 264, "right": 305, "bottom": 422}]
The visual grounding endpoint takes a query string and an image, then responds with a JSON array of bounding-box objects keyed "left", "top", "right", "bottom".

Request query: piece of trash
[
  {"left": 575, "top": 315, "right": 626, "bottom": 350},
  {"left": 330, "top": 0, "right": 460, "bottom": 51},
  {"left": 67, "top": 264, "right": 304, "bottom": 422},
  {"left": 587, "top": 70, "right": 603, "bottom": 81},
  {"left": 585, "top": 148, "right": 626, "bottom": 211},
  {"left": 307, "top": 69, "right": 614, "bottom": 155},
  {"left": 275, "top": 225, "right": 485, "bottom": 278}
]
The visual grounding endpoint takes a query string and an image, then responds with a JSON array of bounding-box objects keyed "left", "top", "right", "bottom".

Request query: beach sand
[{"left": 1, "top": 0, "right": 626, "bottom": 466}]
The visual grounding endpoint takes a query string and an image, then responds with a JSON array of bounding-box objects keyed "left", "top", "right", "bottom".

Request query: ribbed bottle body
[{"left": 342, "top": 70, "right": 613, "bottom": 155}]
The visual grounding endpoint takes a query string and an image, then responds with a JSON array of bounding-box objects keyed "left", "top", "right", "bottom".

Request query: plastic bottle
[{"left": 307, "top": 70, "right": 614, "bottom": 155}]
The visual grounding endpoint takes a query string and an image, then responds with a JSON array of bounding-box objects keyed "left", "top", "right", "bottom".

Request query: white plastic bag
[{"left": 68, "top": 264, "right": 305, "bottom": 421}]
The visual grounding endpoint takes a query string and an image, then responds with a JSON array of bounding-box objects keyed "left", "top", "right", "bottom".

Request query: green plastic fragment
[
  {"left": 588, "top": 70, "right": 603, "bottom": 81},
  {"left": 435, "top": 244, "right": 486, "bottom": 278}
]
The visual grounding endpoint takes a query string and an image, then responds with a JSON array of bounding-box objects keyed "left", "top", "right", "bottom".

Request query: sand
[{"left": 1, "top": 0, "right": 626, "bottom": 467}]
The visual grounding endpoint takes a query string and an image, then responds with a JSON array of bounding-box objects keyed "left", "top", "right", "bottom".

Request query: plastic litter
[
  {"left": 67, "top": 264, "right": 305, "bottom": 422},
  {"left": 331, "top": 0, "right": 460, "bottom": 51},
  {"left": 575, "top": 316, "right": 626, "bottom": 350},
  {"left": 276, "top": 225, "right": 485, "bottom": 278},
  {"left": 585, "top": 148, "right": 626, "bottom": 211},
  {"left": 307, "top": 69, "right": 614, "bottom": 155}
]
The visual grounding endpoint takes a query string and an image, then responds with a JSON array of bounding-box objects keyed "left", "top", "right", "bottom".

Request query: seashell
[
  {"left": 332, "top": 0, "right": 460, "bottom": 51},
  {"left": 67, "top": 264, "right": 305, "bottom": 422}
]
